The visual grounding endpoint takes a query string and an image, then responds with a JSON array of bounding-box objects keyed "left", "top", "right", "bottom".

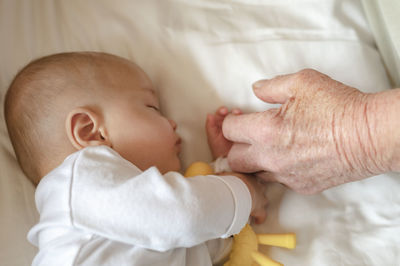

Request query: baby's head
[{"left": 5, "top": 52, "right": 181, "bottom": 185}]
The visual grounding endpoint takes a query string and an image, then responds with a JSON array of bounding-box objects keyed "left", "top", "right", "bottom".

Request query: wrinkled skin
[{"left": 223, "top": 69, "right": 400, "bottom": 194}]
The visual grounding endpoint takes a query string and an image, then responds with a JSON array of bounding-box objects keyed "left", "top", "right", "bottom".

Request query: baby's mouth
[{"left": 175, "top": 138, "right": 182, "bottom": 153}]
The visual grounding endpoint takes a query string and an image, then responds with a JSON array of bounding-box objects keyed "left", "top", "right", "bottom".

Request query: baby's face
[{"left": 102, "top": 60, "right": 181, "bottom": 173}]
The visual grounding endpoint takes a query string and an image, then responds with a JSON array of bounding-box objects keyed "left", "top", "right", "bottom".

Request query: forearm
[
  {"left": 343, "top": 88, "right": 400, "bottom": 177},
  {"left": 73, "top": 167, "right": 251, "bottom": 251},
  {"left": 366, "top": 88, "right": 400, "bottom": 172}
]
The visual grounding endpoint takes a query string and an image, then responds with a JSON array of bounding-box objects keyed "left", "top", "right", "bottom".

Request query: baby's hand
[
  {"left": 220, "top": 172, "right": 268, "bottom": 224},
  {"left": 206, "top": 106, "right": 242, "bottom": 159}
]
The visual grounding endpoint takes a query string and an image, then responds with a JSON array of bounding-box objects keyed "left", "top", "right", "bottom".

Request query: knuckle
[
  {"left": 295, "top": 68, "right": 317, "bottom": 82},
  {"left": 299, "top": 68, "right": 318, "bottom": 76},
  {"left": 258, "top": 110, "right": 280, "bottom": 140}
]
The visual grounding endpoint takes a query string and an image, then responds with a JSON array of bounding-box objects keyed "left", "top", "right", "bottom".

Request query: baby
[{"left": 4, "top": 52, "right": 267, "bottom": 266}]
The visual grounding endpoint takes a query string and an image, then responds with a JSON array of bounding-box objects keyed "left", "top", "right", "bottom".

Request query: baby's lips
[{"left": 175, "top": 137, "right": 182, "bottom": 153}]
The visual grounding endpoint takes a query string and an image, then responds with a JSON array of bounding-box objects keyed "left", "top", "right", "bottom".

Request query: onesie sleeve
[{"left": 70, "top": 146, "right": 251, "bottom": 252}]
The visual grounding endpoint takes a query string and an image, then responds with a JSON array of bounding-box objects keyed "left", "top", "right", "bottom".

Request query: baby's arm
[
  {"left": 69, "top": 147, "right": 252, "bottom": 252},
  {"left": 207, "top": 106, "right": 268, "bottom": 224}
]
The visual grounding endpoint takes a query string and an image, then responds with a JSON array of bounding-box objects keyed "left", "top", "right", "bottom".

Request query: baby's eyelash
[{"left": 147, "top": 105, "right": 160, "bottom": 111}]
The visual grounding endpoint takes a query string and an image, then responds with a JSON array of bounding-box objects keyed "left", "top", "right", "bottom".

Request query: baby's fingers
[
  {"left": 216, "top": 106, "right": 242, "bottom": 117},
  {"left": 252, "top": 209, "right": 267, "bottom": 224},
  {"left": 206, "top": 114, "right": 219, "bottom": 136},
  {"left": 216, "top": 106, "right": 229, "bottom": 116},
  {"left": 231, "top": 108, "right": 242, "bottom": 115},
  {"left": 253, "top": 189, "right": 268, "bottom": 224}
]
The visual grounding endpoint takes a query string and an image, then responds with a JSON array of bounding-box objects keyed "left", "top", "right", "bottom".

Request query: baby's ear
[{"left": 66, "top": 107, "right": 111, "bottom": 150}]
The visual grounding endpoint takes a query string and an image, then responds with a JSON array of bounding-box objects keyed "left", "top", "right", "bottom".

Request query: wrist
[{"left": 334, "top": 89, "right": 398, "bottom": 178}]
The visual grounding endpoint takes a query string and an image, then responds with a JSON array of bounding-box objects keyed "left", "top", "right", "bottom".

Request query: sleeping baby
[{"left": 4, "top": 52, "right": 268, "bottom": 266}]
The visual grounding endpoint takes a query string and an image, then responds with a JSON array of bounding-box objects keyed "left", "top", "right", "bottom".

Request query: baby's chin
[{"left": 159, "top": 159, "right": 181, "bottom": 174}]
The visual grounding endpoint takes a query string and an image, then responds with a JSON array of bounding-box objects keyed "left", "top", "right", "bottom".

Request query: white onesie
[{"left": 28, "top": 145, "right": 252, "bottom": 266}]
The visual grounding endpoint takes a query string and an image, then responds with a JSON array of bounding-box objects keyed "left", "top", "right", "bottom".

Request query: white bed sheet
[{"left": 1, "top": 0, "right": 399, "bottom": 265}]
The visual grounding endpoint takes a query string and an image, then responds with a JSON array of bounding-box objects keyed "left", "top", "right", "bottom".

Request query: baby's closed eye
[{"left": 147, "top": 105, "right": 160, "bottom": 112}]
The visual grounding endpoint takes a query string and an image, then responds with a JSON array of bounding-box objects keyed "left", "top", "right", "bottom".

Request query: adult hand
[{"left": 222, "top": 69, "right": 400, "bottom": 194}]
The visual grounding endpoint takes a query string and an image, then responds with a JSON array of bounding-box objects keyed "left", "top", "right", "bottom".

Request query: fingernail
[
  {"left": 253, "top": 80, "right": 266, "bottom": 90},
  {"left": 232, "top": 109, "right": 241, "bottom": 115},
  {"left": 219, "top": 107, "right": 228, "bottom": 115}
]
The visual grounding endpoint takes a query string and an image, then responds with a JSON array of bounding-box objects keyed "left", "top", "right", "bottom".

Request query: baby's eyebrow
[
  {"left": 142, "top": 88, "right": 158, "bottom": 100},
  {"left": 145, "top": 88, "right": 157, "bottom": 98},
  {"left": 141, "top": 87, "right": 156, "bottom": 95}
]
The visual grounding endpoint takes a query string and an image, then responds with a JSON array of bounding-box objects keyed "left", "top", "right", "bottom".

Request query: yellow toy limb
[
  {"left": 251, "top": 251, "right": 283, "bottom": 266},
  {"left": 257, "top": 234, "right": 296, "bottom": 249},
  {"left": 224, "top": 224, "right": 258, "bottom": 266},
  {"left": 184, "top": 161, "right": 214, "bottom": 177}
]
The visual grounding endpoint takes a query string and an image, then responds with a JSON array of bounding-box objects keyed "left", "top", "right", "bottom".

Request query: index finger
[{"left": 222, "top": 111, "right": 273, "bottom": 144}]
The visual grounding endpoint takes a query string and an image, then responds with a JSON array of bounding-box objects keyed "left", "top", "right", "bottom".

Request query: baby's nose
[{"left": 169, "top": 119, "right": 177, "bottom": 130}]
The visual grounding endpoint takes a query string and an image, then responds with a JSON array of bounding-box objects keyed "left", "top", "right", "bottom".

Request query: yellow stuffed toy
[{"left": 184, "top": 162, "right": 296, "bottom": 266}]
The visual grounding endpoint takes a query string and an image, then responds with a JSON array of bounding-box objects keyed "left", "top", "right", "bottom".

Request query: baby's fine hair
[{"left": 4, "top": 51, "right": 122, "bottom": 185}]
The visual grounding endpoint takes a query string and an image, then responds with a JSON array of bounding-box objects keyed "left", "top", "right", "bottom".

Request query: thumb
[{"left": 253, "top": 73, "right": 297, "bottom": 104}]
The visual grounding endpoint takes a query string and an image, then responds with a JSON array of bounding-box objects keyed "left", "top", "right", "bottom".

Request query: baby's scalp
[{"left": 4, "top": 52, "right": 142, "bottom": 185}]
